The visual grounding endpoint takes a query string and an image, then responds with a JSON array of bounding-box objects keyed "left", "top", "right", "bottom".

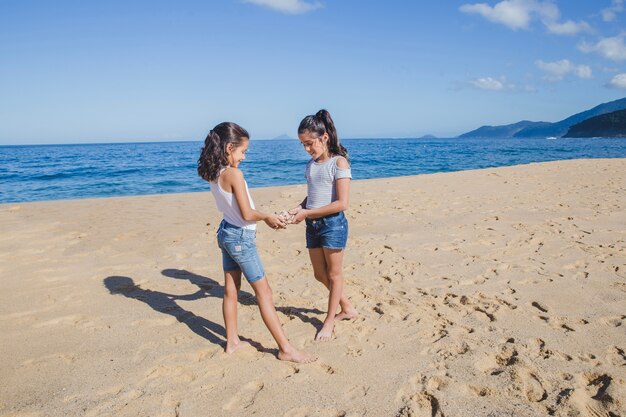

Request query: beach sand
[{"left": 1, "top": 158, "right": 625, "bottom": 417}]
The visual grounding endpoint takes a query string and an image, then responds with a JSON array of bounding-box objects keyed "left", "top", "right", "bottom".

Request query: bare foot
[
  {"left": 278, "top": 346, "right": 317, "bottom": 363},
  {"left": 335, "top": 308, "right": 359, "bottom": 321},
  {"left": 315, "top": 322, "right": 334, "bottom": 342},
  {"left": 225, "top": 340, "right": 251, "bottom": 354}
]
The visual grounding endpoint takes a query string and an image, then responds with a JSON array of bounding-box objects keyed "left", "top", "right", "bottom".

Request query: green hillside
[
  {"left": 459, "top": 97, "right": 626, "bottom": 138},
  {"left": 564, "top": 109, "right": 626, "bottom": 138}
]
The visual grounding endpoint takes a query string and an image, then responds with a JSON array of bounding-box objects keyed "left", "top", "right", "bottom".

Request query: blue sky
[{"left": 1, "top": 0, "right": 626, "bottom": 144}]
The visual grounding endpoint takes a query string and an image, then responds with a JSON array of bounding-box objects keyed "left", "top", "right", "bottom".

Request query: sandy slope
[{"left": 1, "top": 159, "right": 625, "bottom": 417}]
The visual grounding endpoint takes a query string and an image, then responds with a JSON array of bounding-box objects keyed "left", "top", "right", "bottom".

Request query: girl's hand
[
  {"left": 264, "top": 213, "right": 286, "bottom": 230},
  {"left": 276, "top": 210, "right": 295, "bottom": 224},
  {"left": 288, "top": 207, "right": 308, "bottom": 224}
]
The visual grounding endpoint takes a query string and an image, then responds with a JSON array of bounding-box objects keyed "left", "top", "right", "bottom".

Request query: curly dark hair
[
  {"left": 198, "top": 122, "right": 249, "bottom": 182},
  {"left": 298, "top": 109, "right": 348, "bottom": 161}
]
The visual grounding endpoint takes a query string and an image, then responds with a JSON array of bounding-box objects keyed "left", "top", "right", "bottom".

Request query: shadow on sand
[{"left": 103, "top": 269, "right": 325, "bottom": 352}]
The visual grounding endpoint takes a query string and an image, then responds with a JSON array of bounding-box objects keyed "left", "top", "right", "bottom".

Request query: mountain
[
  {"left": 273, "top": 134, "right": 294, "bottom": 140},
  {"left": 419, "top": 134, "right": 437, "bottom": 139},
  {"left": 515, "top": 97, "right": 626, "bottom": 138},
  {"left": 564, "top": 109, "right": 626, "bottom": 138},
  {"left": 458, "top": 120, "right": 550, "bottom": 138},
  {"left": 459, "top": 97, "right": 626, "bottom": 138}
]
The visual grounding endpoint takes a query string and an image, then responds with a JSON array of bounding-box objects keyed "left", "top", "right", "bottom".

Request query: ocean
[{"left": 2, "top": 137, "right": 626, "bottom": 204}]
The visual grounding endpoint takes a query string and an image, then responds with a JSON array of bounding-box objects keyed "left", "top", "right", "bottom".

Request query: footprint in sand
[
  {"left": 568, "top": 373, "right": 623, "bottom": 417},
  {"left": 223, "top": 380, "right": 264, "bottom": 411},
  {"left": 526, "top": 338, "right": 554, "bottom": 359},
  {"left": 444, "top": 292, "right": 501, "bottom": 324},
  {"left": 396, "top": 391, "right": 445, "bottom": 417},
  {"left": 532, "top": 304, "right": 577, "bottom": 332},
  {"left": 517, "top": 369, "right": 546, "bottom": 402},
  {"left": 472, "top": 305, "right": 496, "bottom": 322},
  {"left": 475, "top": 343, "right": 518, "bottom": 375},
  {"left": 494, "top": 296, "right": 517, "bottom": 310},
  {"left": 342, "top": 385, "right": 369, "bottom": 402},
  {"left": 353, "top": 322, "right": 376, "bottom": 341},
  {"left": 467, "top": 384, "right": 496, "bottom": 398},
  {"left": 599, "top": 315, "right": 624, "bottom": 327},
  {"left": 346, "top": 346, "right": 363, "bottom": 357},
  {"left": 319, "top": 364, "right": 337, "bottom": 375},
  {"left": 605, "top": 345, "right": 626, "bottom": 366},
  {"left": 395, "top": 374, "right": 447, "bottom": 417}
]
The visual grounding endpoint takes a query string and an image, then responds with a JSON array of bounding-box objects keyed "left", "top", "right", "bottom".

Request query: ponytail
[
  {"left": 298, "top": 109, "right": 348, "bottom": 161},
  {"left": 198, "top": 122, "right": 249, "bottom": 182}
]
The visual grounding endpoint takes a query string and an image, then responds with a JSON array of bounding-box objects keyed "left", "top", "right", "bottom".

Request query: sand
[{"left": 1, "top": 158, "right": 625, "bottom": 417}]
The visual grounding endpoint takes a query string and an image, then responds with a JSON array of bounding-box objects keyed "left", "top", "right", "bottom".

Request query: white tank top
[{"left": 209, "top": 167, "right": 256, "bottom": 230}]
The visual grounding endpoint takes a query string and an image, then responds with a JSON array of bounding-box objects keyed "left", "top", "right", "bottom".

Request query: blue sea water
[{"left": 1, "top": 137, "right": 626, "bottom": 204}]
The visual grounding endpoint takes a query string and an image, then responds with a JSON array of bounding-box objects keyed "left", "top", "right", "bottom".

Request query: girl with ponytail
[
  {"left": 198, "top": 122, "right": 316, "bottom": 363},
  {"left": 289, "top": 110, "right": 358, "bottom": 342}
]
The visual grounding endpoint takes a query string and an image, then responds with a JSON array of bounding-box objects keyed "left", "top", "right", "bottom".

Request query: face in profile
[
  {"left": 299, "top": 131, "right": 328, "bottom": 161},
  {"left": 227, "top": 139, "right": 249, "bottom": 167}
]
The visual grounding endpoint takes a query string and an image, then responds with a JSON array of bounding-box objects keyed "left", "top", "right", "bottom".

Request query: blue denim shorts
[
  {"left": 305, "top": 211, "right": 348, "bottom": 250},
  {"left": 216, "top": 220, "right": 265, "bottom": 283}
]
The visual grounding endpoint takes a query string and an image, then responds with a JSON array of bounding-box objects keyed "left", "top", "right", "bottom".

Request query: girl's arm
[
  {"left": 223, "top": 168, "right": 286, "bottom": 228},
  {"left": 290, "top": 157, "right": 350, "bottom": 223},
  {"left": 290, "top": 197, "right": 308, "bottom": 212}
]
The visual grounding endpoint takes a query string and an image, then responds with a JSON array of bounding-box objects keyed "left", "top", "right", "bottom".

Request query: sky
[{"left": 1, "top": 0, "right": 626, "bottom": 144}]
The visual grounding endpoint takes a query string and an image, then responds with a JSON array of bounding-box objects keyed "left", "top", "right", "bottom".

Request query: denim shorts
[
  {"left": 305, "top": 211, "right": 348, "bottom": 250},
  {"left": 216, "top": 220, "right": 265, "bottom": 283}
]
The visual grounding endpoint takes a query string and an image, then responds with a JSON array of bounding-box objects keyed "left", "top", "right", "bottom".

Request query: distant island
[
  {"left": 419, "top": 134, "right": 437, "bottom": 139},
  {"left": 459, "top": 97, "right": 626, "bottom": 138},
  {"left": 564, "top": 109, "right": 626, "bottom": 138},
  {"left": 273, "top": 134, "right": 294, "bottom": 140}
]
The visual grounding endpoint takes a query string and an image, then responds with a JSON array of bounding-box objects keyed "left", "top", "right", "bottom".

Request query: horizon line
[{"left": 0, "top": 136, "right": 462, "bottom": 147}]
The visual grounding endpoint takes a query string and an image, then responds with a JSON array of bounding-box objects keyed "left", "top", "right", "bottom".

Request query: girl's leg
[
  {"left": 308, "top": 249, "right": 358, "bottom": 324},
  {"left": 223, "top": 269, "right": 250, "bottom": 353},
  {"left": 314, "top": 248, "right": 345, "bottom": 341},
  {"left": 249, "top": 277, "right": 317, "bottom": 363}
]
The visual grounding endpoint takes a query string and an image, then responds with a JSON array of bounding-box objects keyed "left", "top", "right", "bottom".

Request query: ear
[
  {"left": 322, "top": 132, "right": 330, "bottom": 143},
  {"left": 226, "top": 143, "right": 233, "bottom": 154}
]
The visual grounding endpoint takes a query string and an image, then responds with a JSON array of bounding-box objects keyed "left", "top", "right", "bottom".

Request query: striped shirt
[{"left": 305, "top": 155, "right": 352, "bottom": 209}]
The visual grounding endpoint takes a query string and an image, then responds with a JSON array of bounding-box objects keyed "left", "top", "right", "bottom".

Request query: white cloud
[
  {"left": 460, "top": 0, "right": 590, "bottom": 35},
  {"left": 535, "top": 59, "right": 592, "bottom": 81},
  {"left": 607, "top": 73, "right": 626, "bottom": 89},
  {"left": 545, "top": 20, "right": 592, "bottom": 36},
  {"left": 576, "top": 66, "right": 593, "bottom": 79},
  {"left": 460, "top": 1, "right": 533, "bottom": 30},
  {"left": 469, "top": 76, "right": 515, "bottom": 91},
  {"left": 601, "top": 0, "right": 624, "bottom": 22},
  {"left": 579, "top": 33, "right": 626, "bottom": 61},
  {"left": 243, "top": 0, "right": 322, "bottom": 14}
]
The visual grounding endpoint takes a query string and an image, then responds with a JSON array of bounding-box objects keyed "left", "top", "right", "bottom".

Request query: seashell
[{"left": 276, "top": 210, "right": 295, "bottom": 224}]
